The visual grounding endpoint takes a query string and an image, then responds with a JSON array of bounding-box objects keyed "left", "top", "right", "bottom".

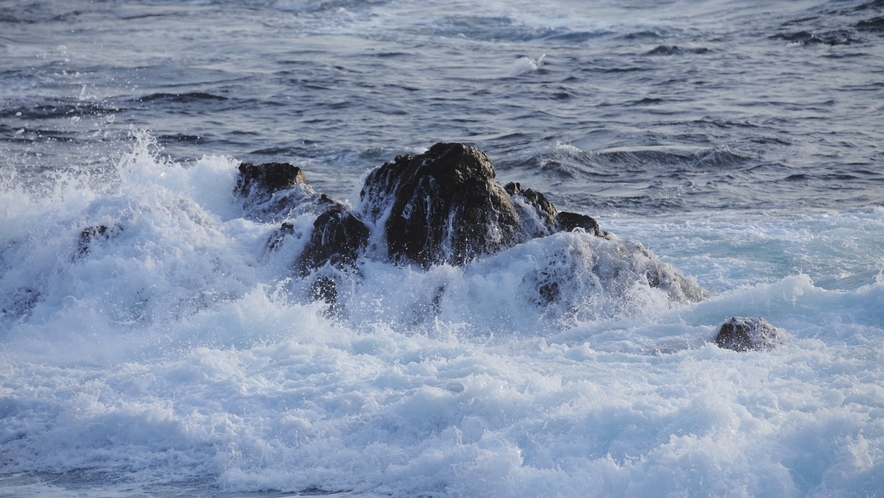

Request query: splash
[{"left": 1, "top": 133, "right": 883, "bottom": 497}]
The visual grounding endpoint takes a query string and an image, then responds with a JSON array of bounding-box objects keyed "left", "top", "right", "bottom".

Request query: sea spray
[
  {"left": 2, "top": 0, "right": 884, "bottom": 492},
  {"left": 2, "top": 133, "right": 884, "bottom": 495}
]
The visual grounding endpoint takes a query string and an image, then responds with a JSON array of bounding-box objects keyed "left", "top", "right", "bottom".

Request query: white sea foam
[
  {"left": 509, "top": 55, "right": 545, "bottom": 77},
  {"left": 1, "top": 134, "right": 883, "bottom": 496},
  {"left": 2, "top": 0, "right": 883, "bottom": 491}
]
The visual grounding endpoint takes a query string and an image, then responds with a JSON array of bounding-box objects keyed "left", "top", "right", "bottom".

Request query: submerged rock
[
  {"left": 75, "top": 224, "right": 122, "bottom": 259},
  {"left": 266, "top": 222, "right": 295, "bottom": 252},
  {"left": 518, "top": 233, "right": 706, "bottom": 311},
  {"left": 714, "top": 317, "right": 783, "bottom": 352},
  {"left": 310, "top": 276, "right": 338, "bottom": 306},
  {"left": 0, "top": 287, "right": 40, "bottom": 319}
]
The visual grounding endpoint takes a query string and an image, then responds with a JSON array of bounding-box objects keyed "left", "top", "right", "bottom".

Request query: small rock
[
  {"left": 505, "top": 182, "right": 558, "bottom": 228},
  {"left": 234, "top": 162, "right": 315, "bottom": 220},
  {"left": 310, "top": 276, "right": 338, "bottom": 305},
  {"left": 76, "top": 224, "right": 122, "bottom": 259},
  {"left": 297, "top": 206, "right": 370, "bottom": 275},
  {"left": 714, "top": 317, "right": 783, "bottom": 352},
  {"left": 266, "top": 222, "right": 295, "bottom": 252},
  {"left": 556, "top": 211, "right": 602, "bottom": 236},
  {"left": 235, "top": 161, "right": 307, "bottom": 198}
]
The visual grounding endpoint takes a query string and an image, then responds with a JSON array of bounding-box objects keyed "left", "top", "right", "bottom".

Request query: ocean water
[{"left": 1, "top": 0, "right": 884, "bottom": 496}]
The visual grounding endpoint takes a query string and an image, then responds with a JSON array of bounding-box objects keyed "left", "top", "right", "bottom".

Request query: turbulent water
[{"left": 1, "top": 0, "right": 883, "bottom": 496}]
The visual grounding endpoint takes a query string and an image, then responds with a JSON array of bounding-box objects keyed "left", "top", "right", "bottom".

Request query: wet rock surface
[
  {"left": 266, "top": 222, "right": 294, "bottom": 252},
  {"left": 234, "top": 142, "right": 707, "bottom": 308},
  {"left": 235, "top": 161, "right": 308, "bottom": 200},
  {"left": 505, "top": 182, "right": 558, "bottom": 230},
  {"left": 358, "top": 143, "right": 608, "bottom": 266},
  {"left": 236, "top": 143, "right": 613, "bottom": 273},
  {"left": 297, "top": 206, "right": 370, "bottom": 276},
  {"left": 360, "top": 142, "right": 524, "bottom": 266},
  {"left": 715, "top": 317, "right": 784, "bottom": 352},
  {"left": 235, "top": 161, "right": 327, "bottom": 221},
  {"left": 556, "top": 211, "right": 603, "bottom": 237}
]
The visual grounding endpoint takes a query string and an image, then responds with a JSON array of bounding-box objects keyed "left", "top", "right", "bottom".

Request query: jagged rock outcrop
[
  {"left": 233, "top": 162, "right": 363, "bottom": 272},
  {"left": 233, "top": 144, "right": 706, "bottom": 308},
  {"left": 359, "top": 143, "right": 523, "bottom": 266},
  {"left": 504, "top": 182, "right": 558, "bottom": 234},
  {"left": 236, "top": 161, "right": 308, "bottom": 196},
  {"left": 233, "top": 161, "right": 370, "bottom": 308},
  {"left": 715, "top": 317, "right": 784, "bottom": 352},
  {"left": 358, "top": 142, "right": 606, "bottom": 267},
  {"left": 236, "top": 146, "right": 609, "bottom": 273}
]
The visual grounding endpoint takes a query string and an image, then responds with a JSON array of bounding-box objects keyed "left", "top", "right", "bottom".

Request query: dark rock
[
  {"left": 76, "top": 224, "right": 122, "bottom": 259},
  {"left": 647, "top": 45, "right": 681, "bottom": 55},
  {"left": 505, "top": 181, "right": 607, "bottom": 239},
  {"left": 769, "top": 31, "right": 824, "bottom": 44},
  {"left": 234, "top": 143, "right": 709, "bottom": 310},
  {"left": 714, "top": 317, "right": 783, "bottom": 352},
  {"left": 505, "top": 182, "right": 558, "bottom": 232},
  {"left": 235, "top": 162, "right": 307, "bottom": 198},
  {"left": 78, "top": 225, "right": 109, "bottom": 253},
  {"left": 360, "top": 143, "right": 524, "bottom": 266},
  {"left": 231, "top": 162, "right": 374, "bottom": 312},
  {"left": 266, "top": 222, "right": 295, "bottom": 252},
  {"left": 556, "top": 211, "right": 602, "bottom": 237},
  {"left": 354, "top": 143, "right": 613, "bottom": 267},
  {"left": 538, "top": 280, "right": 560, "bottom": 304},
  {"left": 0, "top": 288, "right": 40, "bottom": 318},
  {"left": 358, "top": 143, "right": 608, "bottom": 267},
  {"left": 235, "top": 162, "right": 317, "bottom": 220},
  {"left": 310, "top": 276, "right": 338, "bottom": 305},
  {"left": 297, "top": 206, "right": 370, "bottom": 275}
]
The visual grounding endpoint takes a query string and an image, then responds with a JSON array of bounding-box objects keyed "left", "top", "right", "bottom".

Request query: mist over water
[{"left": 2, "top": 0, "right": 884, "bottom": 496}]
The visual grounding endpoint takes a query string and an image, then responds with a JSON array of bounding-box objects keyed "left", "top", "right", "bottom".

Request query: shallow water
[{"left": 2, "top": 0, "right": 884, "bottom": 496}]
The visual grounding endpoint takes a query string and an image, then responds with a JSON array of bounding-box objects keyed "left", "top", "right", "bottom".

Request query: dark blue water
[
  {"left": 2, "top": 1, "right": 884, "bottom": 496},
  {"left": 3, "top": 0, "right": 882, "bottom": 213}
]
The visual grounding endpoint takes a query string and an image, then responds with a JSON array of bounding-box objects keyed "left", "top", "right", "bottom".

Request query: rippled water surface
[{"left": 3, "top": 0, "right": 883, "bottom": 212}]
